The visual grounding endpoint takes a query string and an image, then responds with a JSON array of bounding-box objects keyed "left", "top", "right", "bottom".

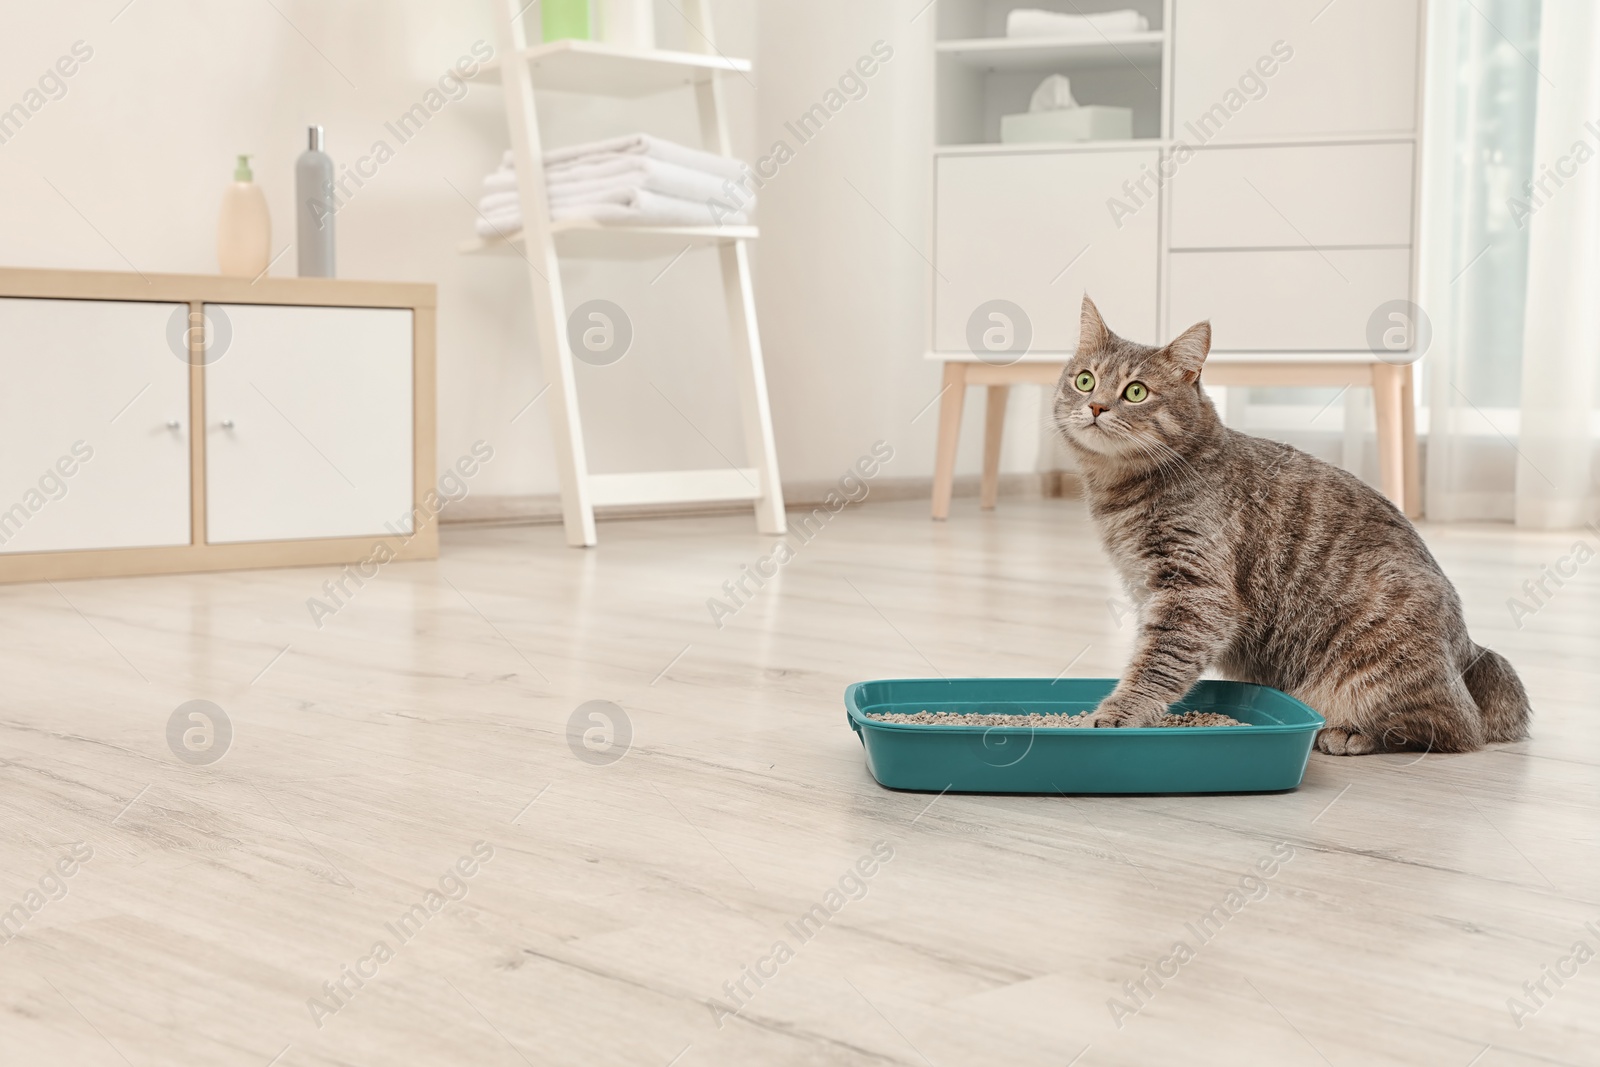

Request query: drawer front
[
  {"left": 0, "top": 297, "right": 191, "bottom": 554},
  {"left": 935, "top": 149, "right": 1161, "bottom": 354},
  {"left": 205, "top": 304, "right": 414, "bottom": 544},
  {"left": 1172, "top": 0, "right": 1420, "bottom": 140},
  {"left": 1169, "top": 143, "right": 1414, "bottom": 249},
  {"left": 1168, "top": 248, "right": 1410, "bottom": 351}
]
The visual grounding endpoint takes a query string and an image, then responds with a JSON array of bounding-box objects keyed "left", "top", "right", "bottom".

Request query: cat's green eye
[
  {"left": 1123, "top": 381, "right": 1149, "bottom": 403},
  {"left": 1073, "top": 371, "right": 1095, "bottom": 392}
]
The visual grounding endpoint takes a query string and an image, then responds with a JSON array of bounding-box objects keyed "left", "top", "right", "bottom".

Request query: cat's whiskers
[
  {"left": 1126, "top": 435, "right": 1186, "bottom": 483},
  {"left": 1086, "top": 418, "right": 1169, "bottom": 478},
  {"left": 1048, "top": 390, "right": 1202, "bottom": 484},
  {"left": 1109, "top": 420, "right": 1203, "bottom": 485},
  {"left": 1137, "top": 433, "right": 1204, "bottom": 485},
  {"left": 1125, "top": 434, "right": 1191, "bottom": 487}
]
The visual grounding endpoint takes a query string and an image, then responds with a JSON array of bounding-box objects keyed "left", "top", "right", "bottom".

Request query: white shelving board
[
  {"left": 479, "top": 39, "right": 751, "bottom": 96},
  {"left": 459, "top": 222, "right": 760, "bottom": 260},
  {"left": 933, "top": 139, "right": 1168, "bottom": 156},
  {"left": 936, "top": 32, "right": 1165, "bottom": 72}
]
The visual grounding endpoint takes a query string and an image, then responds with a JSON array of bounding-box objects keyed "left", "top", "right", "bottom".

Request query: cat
[{"left": 1053, "top": 296, "right": 1530, "bottom": 755}]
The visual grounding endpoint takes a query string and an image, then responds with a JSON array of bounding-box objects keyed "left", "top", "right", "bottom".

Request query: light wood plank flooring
[{"left": 1, "top": 497, "right": 1596, "bottom": 1066}]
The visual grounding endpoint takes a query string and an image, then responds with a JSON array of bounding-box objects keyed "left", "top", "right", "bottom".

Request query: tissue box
[{"left": 1000, "top": 106, "right": 1133, "bottom": 144}]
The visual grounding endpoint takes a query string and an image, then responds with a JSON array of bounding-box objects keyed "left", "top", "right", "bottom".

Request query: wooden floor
[{"left": 1, "top": 497, "right": 1597, "bottom": 1067}]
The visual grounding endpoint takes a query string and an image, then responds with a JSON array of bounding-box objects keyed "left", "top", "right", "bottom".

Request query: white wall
[
  {"left": 753, "top": 0, "right": 1049, "bottom": 487},
  {"left": 0, "top": 0, "right": 1037, "bottom": 511}
]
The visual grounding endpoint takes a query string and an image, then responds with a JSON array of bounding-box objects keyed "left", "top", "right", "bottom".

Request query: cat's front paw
[
  {"left": 1315, "top": 727, "right": 1379, "bottom": 755},
  {"left": 1089, "top": 692, "right": 1165, "bottom": 728}
]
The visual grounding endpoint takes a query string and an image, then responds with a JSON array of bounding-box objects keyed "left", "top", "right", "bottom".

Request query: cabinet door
[
  {"left": 1172, "top": 0, "right": 1420, "bottom": 140},
  {"left": 935, "top": 149, "right": 1160, "bottom": 354},
  {"left": 0, "top": 297, "right": 191, "bottom": 554},
  {"left": 204, "top": 304, "right": 413, "bottom": 544}
]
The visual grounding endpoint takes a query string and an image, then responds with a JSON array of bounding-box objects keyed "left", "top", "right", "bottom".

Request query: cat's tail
[{"left": 1463, "top": 644, "right": 1532, "bottom": 743}]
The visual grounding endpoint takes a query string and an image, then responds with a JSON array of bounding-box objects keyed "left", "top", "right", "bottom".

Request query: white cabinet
[
  {"left": 934, "top": 148, "right": 1161, "bottom": 353},
  {"left": 0, "top": 270, "right": 435, "bottom": 584},
  {"left": 204, "top": 304, "right": 414, "bottom": 544},
  {"left": 1172, "top": 0, "right": 1421, "bottom": 140},
  {"left": 926, "top": 0, "right": 1428, "bottom": 516},
  {"left": 929, "top": 0, "right": 1426, "bottom": 359},
  {"left": 0, "top": 297, "right": 191, "bottom": 554}
]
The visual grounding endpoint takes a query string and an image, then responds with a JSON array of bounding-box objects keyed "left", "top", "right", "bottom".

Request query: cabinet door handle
[
  {"left": 220, "top": 418, "right": 235, "bottom": 430},
  {"left": 166, "top": 419, "right": 181, "bottom": 430}
]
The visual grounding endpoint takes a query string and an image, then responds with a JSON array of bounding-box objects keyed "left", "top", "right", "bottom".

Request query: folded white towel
[
  {"left": 486, "top": 138, "right": 746, "bottom": 183},
  {"left": 472, "top": 135, "right": 754, "bottom": 236},
  {"left": 474, "top": 209, "right": 523, "bottom": 238},
  {"left": 484, "top": 161, "right": 740, "bottom": 204},
  {"left": 481, "top": 170, "right": 517, "bottom": 195},
  {"left": 543, "top": 186, "right": 654, "bottom": 209},
  {"left": 478, "top": 190, "right": 520, "bottom": 214},
  {"left": 474, "top": 191, "right": 749, "bottom": 236},
  {"left": 475, "top": 155, "right": 521, "bottom": 235},
  {"left": 1005, "top": 8, "right": 1149, "bottom": 38},
  {"left": 552, "top": 188, "right": 748, "bottom": 226},
  {"left": 546, "top": 157, "right": 750, "bottom": 211},
  {"left": 544, "top": 133, "right": 747, "bottom": 182},
  {"left": 477, "top": 178, "right": 751, "bottom": 219}
]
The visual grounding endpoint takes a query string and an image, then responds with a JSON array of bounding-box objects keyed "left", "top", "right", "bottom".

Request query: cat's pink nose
[{"left": 1089, "top": 404, "right": 1108, "bottom": 418}]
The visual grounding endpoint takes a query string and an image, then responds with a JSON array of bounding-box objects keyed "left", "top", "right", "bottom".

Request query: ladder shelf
[{"left": 481, "top": 0, "right": 785, "bottom": 547}]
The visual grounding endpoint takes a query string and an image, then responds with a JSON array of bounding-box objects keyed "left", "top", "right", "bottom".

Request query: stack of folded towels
[
  {"left": 1005, "top": 7, "right": 1150, "bottom": 37},
  {"left": 474, "top": 133, "right": 753, "bottom": 236}
]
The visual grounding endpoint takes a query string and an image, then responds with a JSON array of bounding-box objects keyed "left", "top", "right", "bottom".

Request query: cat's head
[{"left": 1052, "top": 295, "right": 1216, "bottom": 467}]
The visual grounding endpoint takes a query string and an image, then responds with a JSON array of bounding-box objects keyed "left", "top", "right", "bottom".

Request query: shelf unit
[
  {"left": 0, "top": 268, "right": 437, "bottom": 583},
  {"left": 936, "top": 0, "right": 1168, "bottom": 148},
  {"left": 926, "top": 0, "right": 1430, "bottom": 519},
  {"left": 477, "top": 38, "right": 751, "bottom": 94},
  {"left": 460, "top": 220, "right": 760, "bottom": 260},
  {"left": 935, "top": 32, "right": 1165, "bottom": 72},
  {"left": 479, "top": 0, "right": 785, "bottom": 547}
]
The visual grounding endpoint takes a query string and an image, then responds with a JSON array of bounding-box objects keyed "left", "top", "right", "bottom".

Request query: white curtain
[
  {"left": 1421, "top": 0, "right": 1600, "bottom": 528},
  {"left": 1516, "top": 0, "right": 1600, "bottom": 527}
]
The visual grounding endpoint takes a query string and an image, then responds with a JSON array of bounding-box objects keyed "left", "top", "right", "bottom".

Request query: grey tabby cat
[{"left": 1054, "top": 296, "right": 1530, "bottom": 755}]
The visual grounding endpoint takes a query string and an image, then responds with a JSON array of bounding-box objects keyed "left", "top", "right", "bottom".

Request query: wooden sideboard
[{"left": 0, "top": 268, "right": 437, "bottom": 582}]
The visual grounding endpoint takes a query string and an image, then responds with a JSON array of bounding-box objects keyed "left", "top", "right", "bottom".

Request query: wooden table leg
[
  {"left": 980, "top": 384, "right": 1009, "bottom": 510},
  {"left": 1399, "top": 362, "right": 1421, "bottom": 518},
  {"left": 1371, "top": 364, "right": 1406, "bottom": 513},
  {"left": 931, "top": 362, "right": 968, "bottom": 521}
]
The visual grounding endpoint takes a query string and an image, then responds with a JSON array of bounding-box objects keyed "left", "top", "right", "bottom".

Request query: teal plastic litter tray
[{"left": 846, "top": 678, "right": 1324, "bottom": 795}]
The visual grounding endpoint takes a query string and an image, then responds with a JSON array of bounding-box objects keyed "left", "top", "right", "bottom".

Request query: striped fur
[{"left": 1053, "top": 297, "right": 1530, "bottom": 755}]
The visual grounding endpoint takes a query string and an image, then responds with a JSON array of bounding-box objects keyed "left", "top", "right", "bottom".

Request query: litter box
[{"left": 845, "top": 678, "right": 1324, "bottom": 795}]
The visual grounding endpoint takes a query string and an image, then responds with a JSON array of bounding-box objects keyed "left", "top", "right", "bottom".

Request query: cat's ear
[
  {"left": 1078, "top": 294, "right": 1111, "bottom": 355},
  {"left": 1166, "top": 320, "right": 1211, "bottom": 382}
]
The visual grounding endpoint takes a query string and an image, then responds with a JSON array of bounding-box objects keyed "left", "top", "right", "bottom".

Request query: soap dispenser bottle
[
  {"left": 296, "top": 125, "right": 336, "bottom": 277},
  {"left": 217, "top": 154, "right": 271, "bottom": 277}
]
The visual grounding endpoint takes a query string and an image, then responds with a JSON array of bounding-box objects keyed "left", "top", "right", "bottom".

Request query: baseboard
[{"left": 443, "top": 470, "right": 1080, "bottom": 527}]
